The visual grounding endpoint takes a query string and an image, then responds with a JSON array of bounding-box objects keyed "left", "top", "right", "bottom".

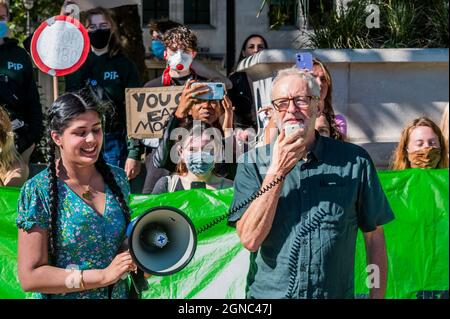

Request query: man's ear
[
  {"left": 51, "top": 131, "right": 62, "bottom": 147},
  {"left": 192, "top": 51, "right": 197, "bottom": 60}
]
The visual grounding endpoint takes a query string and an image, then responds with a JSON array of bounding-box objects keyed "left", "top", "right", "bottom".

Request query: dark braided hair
[
  {"left": 47, "top": 86, "right": 131, "bottom": 260},
  {"left": 95, "top": 155, "right": 131, "bottom": 225}
]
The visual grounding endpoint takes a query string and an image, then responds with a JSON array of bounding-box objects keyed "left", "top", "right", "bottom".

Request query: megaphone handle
[{"left": 130, "top": 269, "right": 149, "bottom": 296}]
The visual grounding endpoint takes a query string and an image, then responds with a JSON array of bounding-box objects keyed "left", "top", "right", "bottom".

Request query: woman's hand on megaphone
[{"left": 101, "top": 251, "right": 138, "bottom": 286}]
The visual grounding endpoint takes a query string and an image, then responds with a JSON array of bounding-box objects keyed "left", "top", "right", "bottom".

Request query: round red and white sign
[{"left": 31, "top": 15, "right": 90, "bottom": 77}]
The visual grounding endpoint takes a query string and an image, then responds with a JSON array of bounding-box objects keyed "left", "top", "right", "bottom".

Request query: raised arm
[{"left": 236, "top": 129, "right": 305, "bottom": 252}]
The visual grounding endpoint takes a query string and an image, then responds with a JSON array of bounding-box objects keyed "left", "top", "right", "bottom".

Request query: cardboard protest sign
[{"left": 126, "top": 86, "right": 184, "bottom": 139}]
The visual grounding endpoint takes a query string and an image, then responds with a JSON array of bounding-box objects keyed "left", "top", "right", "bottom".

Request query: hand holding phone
[{"left": 191, "top": 82, "right": 225, "bottom": 100}]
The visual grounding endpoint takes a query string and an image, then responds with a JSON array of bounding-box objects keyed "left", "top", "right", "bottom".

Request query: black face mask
[{"left": 88, "top": 29, "right": 111, "bottom": 50}]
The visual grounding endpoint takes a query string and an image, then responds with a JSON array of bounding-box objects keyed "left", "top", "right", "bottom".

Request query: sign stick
[{"left": 53, "top": 76, "right": 59, "bottom": 101}]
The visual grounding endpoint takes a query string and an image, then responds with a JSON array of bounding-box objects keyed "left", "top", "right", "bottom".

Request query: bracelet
[{"left": 80, "top": 270, "right": 85, "bottom": 290}]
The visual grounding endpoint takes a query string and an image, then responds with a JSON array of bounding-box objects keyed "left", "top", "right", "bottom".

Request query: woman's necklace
[
  {"left": 59, "top": 161, "right": 96, "bottom": 201},
  {"left": 82, "top": 185, "right": 94, "bottom": 201}
]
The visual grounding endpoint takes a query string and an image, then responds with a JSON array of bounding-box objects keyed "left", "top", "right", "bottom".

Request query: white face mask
[{"left": 167, "top": 50, "right": 194, "bottom": 74}]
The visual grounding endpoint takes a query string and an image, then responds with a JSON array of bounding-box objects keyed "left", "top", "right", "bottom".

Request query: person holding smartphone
[
  {"left": 152, "top": 121, "right": 233, "bottom": 194},
  {"left": 132, "top": 25, "right": 208, "bottom": 193},
  {"left": 147, "top": 79, "right": 236, "bottom": 194}
]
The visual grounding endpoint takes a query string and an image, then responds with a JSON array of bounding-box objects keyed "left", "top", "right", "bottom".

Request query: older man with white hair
[{"left": 229, "top": 67, "right": 394, "bottom": 299}]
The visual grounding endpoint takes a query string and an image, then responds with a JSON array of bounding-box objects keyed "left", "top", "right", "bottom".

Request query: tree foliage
[
  {"left": 9, "top": 0, "right": 62, "bottom": 44},
  {"left": 259, "top": 0, "right": 449, "bottom": 48}
]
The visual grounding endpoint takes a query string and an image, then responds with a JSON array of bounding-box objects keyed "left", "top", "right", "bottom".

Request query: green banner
[{"left": 0, "top": 169, "right": 448, "bottom": 299}]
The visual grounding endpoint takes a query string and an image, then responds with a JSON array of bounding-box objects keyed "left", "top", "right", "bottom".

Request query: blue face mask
[
  {"left": 185, "top": 151, "right": 215, "bottom": 175},
  {"left": 0, "top": 21, "right": 9, "bottom": 38},
  {"left": 151, "top": 39, "right": 165, "bottom": 60}
]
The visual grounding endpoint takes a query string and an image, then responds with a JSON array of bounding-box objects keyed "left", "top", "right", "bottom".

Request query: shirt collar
[{"left": 305, "top": 130, "right": 325, "bottom": 164}]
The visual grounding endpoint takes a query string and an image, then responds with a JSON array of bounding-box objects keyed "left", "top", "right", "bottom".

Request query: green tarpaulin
[{"left": 0, "top": 169, "right": 448, "bottom": 299}]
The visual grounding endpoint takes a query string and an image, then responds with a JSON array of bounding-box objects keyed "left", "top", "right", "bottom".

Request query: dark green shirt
[{"left": 229, "top": 132, "right": 395, "bottom": 299}]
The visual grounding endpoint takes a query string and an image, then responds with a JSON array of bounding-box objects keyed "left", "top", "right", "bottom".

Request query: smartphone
[
  {"left": 191, "top": 82, "right": 225, "bottom": 100},
  {"left": 191, "top": 181, "right": 206, "bottom": 189},
  {"left": 284, "top": 123, "right": 305, "bottom": 136},
  {"left": 296, "top": 52, "right": 313, "bottom": 72}
]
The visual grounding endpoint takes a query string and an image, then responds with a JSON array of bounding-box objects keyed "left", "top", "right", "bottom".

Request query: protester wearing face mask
[
  {"left": 144, "top": 25, "right": 204, "bottom": 88},
  {"left": 129, "top": 26, "right": 234, "bottom": 193},
  {"left": 65, "top": 7, "right": 141, "bottom": 172},
  {"left": 390, "top": 117, "right": 448, "bottom": 170},
  {"left": 148, "top": 19, "right": 232, "bottom": 89},
  {"left": 0, "top": 0, "right": 43, "bottom": 166},
  {"left": 141, "top": 78, "right": 236, "bottom": 194},
  {"left": 152, "top": 121, "right": 232, "bottom": 194}
]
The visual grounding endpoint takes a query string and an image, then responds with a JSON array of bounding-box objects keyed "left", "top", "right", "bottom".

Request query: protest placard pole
[{"left": 53, "top": 76, "right": 58, "bottom": 101}]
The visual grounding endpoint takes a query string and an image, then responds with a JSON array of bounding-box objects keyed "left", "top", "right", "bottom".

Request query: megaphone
[{"left": 127, "top": 206, "right": 197, "bottom": 276}]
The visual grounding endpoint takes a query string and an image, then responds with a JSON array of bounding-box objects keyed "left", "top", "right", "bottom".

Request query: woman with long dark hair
[
  {"left": 16, "top": 87, "right": 137, "bottom": 299},
  {"left": 228, "top": 34, "right": 268, "bottom": 132}
]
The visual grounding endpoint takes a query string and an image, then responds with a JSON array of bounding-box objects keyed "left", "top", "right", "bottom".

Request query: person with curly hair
[
  {"left": 148, "top": 19, "right": 231, "bottom": 88},
  {"left": 16, "top": 87, "right": 138, "bottom": 299},
  {"left": 134, "top": 25, "right": 235, "bottom": 193},
  {"left": 390, "top": 116, "right": 448, "bottom": 170}
]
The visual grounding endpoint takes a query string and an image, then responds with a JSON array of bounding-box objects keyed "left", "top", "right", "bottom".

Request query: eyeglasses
[
  {"left": 87, "top": 23, "right": 110, "bottom": 32},
  {"left": 271, "top": 96, "right": 320, "bottom": 112}
]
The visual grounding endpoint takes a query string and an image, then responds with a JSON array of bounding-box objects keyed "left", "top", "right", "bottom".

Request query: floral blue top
[{"left": 16, "top": 165, "right": 130, "bottom": 299}]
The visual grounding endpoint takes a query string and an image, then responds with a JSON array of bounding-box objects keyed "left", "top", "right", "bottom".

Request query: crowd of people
[{"left": 0, "top": 1, "right": 448, "bottom": 299}]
